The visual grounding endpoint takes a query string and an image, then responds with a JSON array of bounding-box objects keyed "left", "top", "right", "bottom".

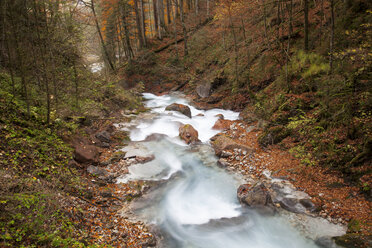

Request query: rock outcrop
[
  {"left": 165, "top": 103, "right": 192, "bottom": 118},
  {"left": 210, "top": 134, "right": 254, "bottom": 156},
  {"left": 237, "top": 183, "right": 273, "bottom": 207}
]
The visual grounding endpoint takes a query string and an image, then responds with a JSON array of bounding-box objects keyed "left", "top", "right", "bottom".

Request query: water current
[{"left": 119, "top": 93, "right": 322, "bottom": 248}]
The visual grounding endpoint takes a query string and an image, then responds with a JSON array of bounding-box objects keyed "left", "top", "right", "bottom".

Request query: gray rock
[
  {"left": 99, "top": 142, "right": 110, "bottom": 148},
  {"left": 122, "top": 142, "right": 153, "bottom": 159},
  {"left": 165, "top": 103, "right": 192, "bottom": 118},
  {"left": 315, "top": 236, "right": 340, "bottom": 248},
  {"left": 237, "top": 183, "right": 273, "bottom": 207},
  {"left": 87, "top": 165, "right": 108, "bottom": 177},
  {"left": 279, "top": 198, "right": 307, "bottom": 213},
  {"left": 95, "top": 131, "right": 111, "bottom": 143},
  {"left": 196, "top": 82, "right": 212, "bottom": 98},
  {"left": 278, "top": 197, "right": 316, "bottom": 213},
  {"left": 217, "top": 158, "right": 230, "bottom": 168},
  {"left": 220, "top": 150, "right": 233, "bottom": 158}
]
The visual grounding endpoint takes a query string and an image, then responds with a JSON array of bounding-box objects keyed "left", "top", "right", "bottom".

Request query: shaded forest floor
[{"left": 0, "top": 79, "right": 157, "bottom": 247}]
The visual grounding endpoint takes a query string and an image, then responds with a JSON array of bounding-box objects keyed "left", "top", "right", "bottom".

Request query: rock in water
[
  {"left": 179, "top": 124, "right": 200, "bottom": 144},
  {"left": 165, "top": 103, "right": 192, "bottom": 118},
  {"left": 237, "top": 183, "right": 273, "bottom": 207},
  {"left": 74, "top": 145, "right": 98, "bottom": 163},
  {"left": 214, "top": 114, "right": 224, "bottom": 120}
]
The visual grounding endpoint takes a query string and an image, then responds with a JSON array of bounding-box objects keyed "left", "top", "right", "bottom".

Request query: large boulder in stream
[
  {"left": 165, "top": 103, "right": 192, "bottom": 118},
  {"left": 179, "top": 124, "right": 200, "bottom": 144},
  {"left": 237, "top": 183, "right": 273, "bottom": 207},
  {"left": 210, "top": 134, "right": 254, "bottom": 157}
]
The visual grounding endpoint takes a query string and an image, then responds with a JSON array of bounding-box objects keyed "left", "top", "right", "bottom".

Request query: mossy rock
[
  {"left": 334, "top": 233, "right": 371, "bottom": 248},
  {"left": 258, "top": 125, "right": 291, "bottom": 147},
  {"left": 110, "top": 151, "right": 126, "bottom": 163}
]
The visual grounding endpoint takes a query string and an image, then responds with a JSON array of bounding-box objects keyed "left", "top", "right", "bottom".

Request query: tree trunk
[
  {"left": 73, "top": 61, "right": 79, "bottom": 111},
  {"left": 153, "top": 0, "right": 159, "bottom": 38},
  {"left": 207, "top": 0, "right": 209, "bottom": 17},
  {"left": 166, "top": 0, "right": 172, "bottom": 24},
  {"left": 179, "top": 0, "right": 188, "bottom": 55},
  {"left": 304, "top": 0, "right": 309, "bottom": 51},
  {"left": 147, "top": 0, "right": 154, "bottom": 36},
  {"left": 173, "top": 0, "right": 178, "bottom": 59},
  {"left": 228, "top": 7, "right": 239, "bottom": 88},
  {"left": 140, "top": 0, "right": 147, "bottom": 47},
  {"left": 285, "top": 0, "right": 293, "bottom": 90},
  {"left": 121, "top": 4, "right": 134, "bottom": 59},
  {"left": 133, "top": 0, "right": 145, "bottom": 48},
  {"left": 9, "top": 2, "right": 30, "bottom": 116},
  {"left": 329, "top": 0, "right": 334, "bottom": 72},
  {"left": 158, "top": 0, "right": 166, "bottom": 35},
  {"left": 90, "top": 0, "right": 115, "bottom": 71}
]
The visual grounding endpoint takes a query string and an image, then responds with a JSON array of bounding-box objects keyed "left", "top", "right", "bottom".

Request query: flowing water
[{"left": 118, "top": 93, "right": 322, "bottom": 248}]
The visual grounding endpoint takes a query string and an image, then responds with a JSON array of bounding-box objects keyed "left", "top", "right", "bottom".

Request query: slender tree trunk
[
  {"left": 304, "top": 0, "right": 309, "bottom": 51},
  {"left": 33, "top": 0, "right": 51, "bottom": 124},
  {"left": 0, "top": 0, "right": 6, "bottom": 67},
  {"left": 153, "top": 0, "right": 159, "bottom": 38},
  {"left": 91, "top": 0, "right": 115, "bottom": 71},
  {"left": 277, "top": 0, "right": 281, "bottom": 42},
  {"left": 156, "top": 0, "right": 163, "bottom": 39},
  {"left": 158, "top": 0, "right": 166, "bottom": 35},
  {"left": 262, "top": 0, "right": 268, "bottom": 42},
  {"left": 319, "top": 0, "right": 324, "bottom": 46},
  {"left": 133, "top": 0, "right": 145, "bottom": 47},
  {"left": 179, "top": 0, "right": 188, "bottom": 56},
  {"left": 241, "top": 17, "right": 246, "bottom": 41},
  {"left": 195, "top": 0, "right": 199, "bottom": 15},
  {"left": 285, "top": 0, "right": 293, "bottom": 90},
  {"left": 140, "top": 0, "right": 147, "bottom": 46},
  {"left": 147, "top": 0, "right": 154, "bottom": 37},
  {"left": 166, "top": 0, "right": 172, "bottom": 24},
  {"left": 329, "top": 0, "right": 334, "bottom": 72},
  {"left": 173, "top": 0, "right": 178, "bottom": 59},
  {"left": 121, "top": 5, "right": 134, "bottom": 59},
  {"left": 73, "top": 61, "right": 79, "bottom": 111},
  {"left": 9, "top": 4, "right": 30, "bottom": 116},
  {"left": 3, "top": 1, "right": 16, "bottom": 96},
  {"left": 228, "top": 7, "right": 239, "bottom": 88},
  {"left": 207, "top": 0, "right": 209, "bottom": 17}
]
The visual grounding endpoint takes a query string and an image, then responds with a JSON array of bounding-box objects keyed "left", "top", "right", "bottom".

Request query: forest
[{"left": 0, "top": 0, "right": 371, "bottom": 247}]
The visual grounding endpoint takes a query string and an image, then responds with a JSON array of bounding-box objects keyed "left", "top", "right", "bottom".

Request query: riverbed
[{"left": 116, "top": 92, "right": 344, "bottom": 248}]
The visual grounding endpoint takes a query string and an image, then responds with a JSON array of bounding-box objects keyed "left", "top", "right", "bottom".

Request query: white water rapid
[{"left": 118, "top": 93, "right": 323, "bottom": 248}]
